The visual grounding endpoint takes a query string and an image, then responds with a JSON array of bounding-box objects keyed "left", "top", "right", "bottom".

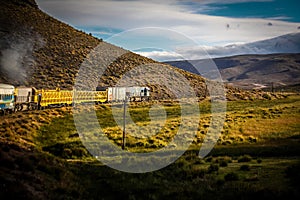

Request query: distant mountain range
[
  {"left": 200, "top": 32, "right": 300, "bottom": 59},
  {"left": 166, "top": 53, "right": 300, "bottom": 91},
  {"left": 165, "top": 31, "right": 300, "bottom": 91}
]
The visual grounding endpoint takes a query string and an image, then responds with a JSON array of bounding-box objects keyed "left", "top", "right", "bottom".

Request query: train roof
[{"left": 0, "top": 83, "right": 14, "bottom": 89}]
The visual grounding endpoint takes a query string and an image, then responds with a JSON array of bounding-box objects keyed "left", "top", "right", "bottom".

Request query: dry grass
[{"left": 0, "top": 94, "right": 299, "bottom": 199}]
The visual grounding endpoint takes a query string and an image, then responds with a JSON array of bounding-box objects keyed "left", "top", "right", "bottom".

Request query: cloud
[
  {"left": 136, "top": 32, "right": 300, "bottom": 61},
  {"left": 36, "top": 0, "right": 300, "bottom": 49},
  {"left": 137, "top": 51, "right": 184, "bottom": 61}
]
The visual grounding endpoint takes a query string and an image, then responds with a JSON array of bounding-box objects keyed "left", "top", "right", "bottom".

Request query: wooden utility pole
[{"left": 122, "top": 96, "right": 128, "bottom": 150}]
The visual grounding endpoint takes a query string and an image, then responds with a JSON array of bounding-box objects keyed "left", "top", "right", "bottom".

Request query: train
[{"left": 0, "top": 83, "right": 150, "bottom": 114}]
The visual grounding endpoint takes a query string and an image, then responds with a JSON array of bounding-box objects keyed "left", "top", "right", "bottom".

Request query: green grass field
[
  {"left": 30, "top": 94, "right": 300, "bottom": 199},
  {"left": 1, "top": 94, "right": 299, "bottom": 199}
]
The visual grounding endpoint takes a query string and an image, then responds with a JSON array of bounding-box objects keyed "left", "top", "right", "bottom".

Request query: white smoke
[{"left": 0, "top": 28, "right": 44, "bottom": 85}]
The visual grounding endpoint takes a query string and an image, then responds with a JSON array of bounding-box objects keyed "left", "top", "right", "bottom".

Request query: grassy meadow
[
  {"left": 1, "top": 94, "right": 300, "bottom": 199},
  {"left": 32, "top": 94, "right": 300, "bottom": 199}
]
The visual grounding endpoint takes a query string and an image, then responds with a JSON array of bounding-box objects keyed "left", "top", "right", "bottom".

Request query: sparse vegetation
[
  {"left": 238, "top": 155, "right": 252, "bottom": 163},
  {"left": 208, "top": 164, "right": 219, "bottom": 173},
  {"left": 240, "top": 164, "right": 250, "bottom": 171},
  {"left": 219, "top": 160, "right": 229, "bottom": 167},
  {"left": 224, "top": 172, "right": 239, "bottom": 181},
  {"left": 1, "top": 93, "right": 300, "bottom": 199},
  {"left": 1, "top": 0, "right": 300, "bottom": 199}
]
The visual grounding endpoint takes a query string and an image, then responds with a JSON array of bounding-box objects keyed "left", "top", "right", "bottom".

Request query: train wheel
[
  {"left": 15, "top": 104, "right": 24, "bottom": 111},
  {"left": 15, "top": 104, "right": 20, "bottom": 111},
  {"left": 29, "top": 104, "right": 37, "bottom": 110}
]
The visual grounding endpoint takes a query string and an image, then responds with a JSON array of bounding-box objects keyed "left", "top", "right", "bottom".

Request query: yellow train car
[
  {"left": 36, "top": 88, "right": 73, "bottom": 107},
  {"left": 73, "top": 90, "right": 108, "bottom": 104},
  {"left": 10, "top": 85, "right": 150, "bottom": 111},
  {"left": 34, "top": 88, "right": 108, "bottom": 108}
]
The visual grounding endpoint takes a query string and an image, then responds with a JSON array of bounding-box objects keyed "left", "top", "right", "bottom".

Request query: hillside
[
  {"left": 0, "top": 0, "right": 274, "bottom": 101},
  {"left": 1, "top": 1, "right": 299, "bottom": 199},
  {"left": 166, "top": 53, "right": 300, "bottom": 91},
  {"left": 0, "top": 0, "right": 101, "bottom": 89},
  {"left": 0, "top": 0, "right": 203, "bottom": 99}
]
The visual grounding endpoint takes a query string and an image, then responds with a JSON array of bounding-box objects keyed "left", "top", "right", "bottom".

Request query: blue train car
[{"left": 0, "top": 83, "right": 15, "bottom": 113}]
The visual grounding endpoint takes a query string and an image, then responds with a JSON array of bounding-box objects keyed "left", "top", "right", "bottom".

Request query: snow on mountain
[
  {"left": 138, "top": 32, "right": 300, "bottom": 61},
  {"left": 201, "top": 32, "right": 300, "bottom": 58}
]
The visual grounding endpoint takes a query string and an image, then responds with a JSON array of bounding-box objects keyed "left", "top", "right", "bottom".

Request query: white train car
[
  {"left": 0, "top": 83, "right": 15, "bottom": 113},
  {"left": 106, "top": 86, "right": 150, "bottom": 102},
  {"left": 126, "top": 87, "right": 150, "bottom": 101},
  {"left": 107, "top": 87, "right": 126, "bottom": 102},
  {"left": 14, "top": 87, "right": 37, "bottom": 111}
]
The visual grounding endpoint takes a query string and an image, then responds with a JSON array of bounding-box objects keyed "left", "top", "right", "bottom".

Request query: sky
[{"left": 36, "top": 0, "right": 300, "bottom": 61}]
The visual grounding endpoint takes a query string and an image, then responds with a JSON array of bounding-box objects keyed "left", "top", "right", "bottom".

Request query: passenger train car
[
  {"left": 0, "top": 84, "right": 151, "bottom": 113},
  {"left": 0, "top": 84, "right": 15, "bottom": 113}
]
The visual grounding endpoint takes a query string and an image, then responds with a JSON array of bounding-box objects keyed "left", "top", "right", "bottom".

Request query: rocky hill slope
[{"left": 0, "top": 0, "right": 101, "bottom": 89}]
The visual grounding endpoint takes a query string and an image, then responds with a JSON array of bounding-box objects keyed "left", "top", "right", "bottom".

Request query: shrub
[
  {"left": 62, "top": 148, "right": 72, "bottom": 159},
  {"left": 216, "top": 178, "right": 225, "bottom": 186},
  {"left": 208, "top": 164, "right": 219, "bottom": 173},
  {"left": 190, "top": 168, "right": 206, "bottom": 179},
  {"left": 224, "top": 172, "right": 239, "bottom": 181},
  {"left": 238, "top": 155, "right": 252, "bottom": 163},
  {"left": 248, "top": 136, "right": 257, "bottom": 143},
  {"left": 194, "top": 159, "right": 205, "bottom": 165},
  {"left": 221, "top": 140, "right": 232, "bottom": 145},
  {"left": 240, "top": 164, "right": 250, "bottom": 171},
  {"left": 285, "top": 162, "right": 300, "bottom": 186},
  {"left": 219, "top": 160, "right": 228, "bottom": 167},
  {"left": 205, "top": 156, "right": 213, "bottom": 162},
  {"left": 257, "top": 158, "right": 262, "bottom": 164},
  {"left": 262, "top": 93, "right": 272, "bottom": 100},
  {"left": 72, "top": 147, "right": 88, "bottom": 158},
  {"left": 245, "top": 175, "right": 259, "bottom": 182}
]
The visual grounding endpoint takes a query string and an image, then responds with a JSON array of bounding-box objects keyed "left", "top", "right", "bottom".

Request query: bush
[
  {"left": 189, "top": 168, "right": 206, "bottom": 179},
  {"left": 240, "top": 164, "right": 250, "bottom": 171},
  {"left": 285, "top": 162, "right": 300, "bottom": 186},
  {"left": 208, "top": 164, "right": 219, "bottom": 173},
  {"left": 72, "top": 147, "right": 88, "bottom": 158},
  {"left": 194, "top": 159, "right": 205, "bottom": 165},
  {"left": 219, "top": 160, "right": 228, "bottom": 167},
  {"left": 257, "top": 158, "right": 262, "bottom": 164},
  {"left": 205, "top": 156, "right": 213, "bottom": 162},
  {"left": 62, "top": 148, "right": 72, "bottom": 159},
  {"left": 262, "top": 93, "right": 272, "bottom": 100},
  {"left": 224, "top": 172, "right": 239, "bottom": 181},
  {"left": 216, "top": 178, "right": 225, "bottom": 186},
  {"left": 238, "top": 155, "right": 252, "bottom": 163}
]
